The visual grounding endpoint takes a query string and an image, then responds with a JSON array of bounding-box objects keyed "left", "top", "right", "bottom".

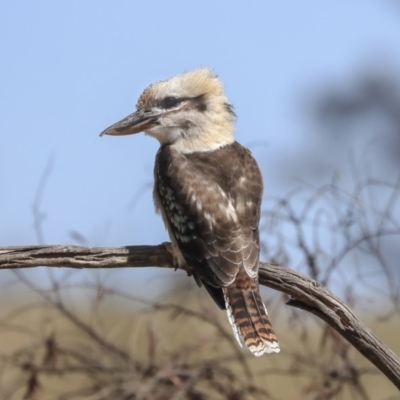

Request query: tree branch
[{"left": 0, "top": 244, "right": 399, "bottom": 390}]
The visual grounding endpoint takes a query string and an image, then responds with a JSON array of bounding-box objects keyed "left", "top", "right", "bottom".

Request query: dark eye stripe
[
  {"left": 159, "top": 95, "right": 209, "bottom": 113},
  {"left": 160, "top": 96, "right": 182, "bottom": 109}
]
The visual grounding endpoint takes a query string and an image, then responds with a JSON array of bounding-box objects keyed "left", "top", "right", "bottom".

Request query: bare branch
[
  {"left": 0, "top": 243, "right": 399, "bottom": 391},
  {"left": 0, "top": 245, "right": 172, "bottom": 270}
]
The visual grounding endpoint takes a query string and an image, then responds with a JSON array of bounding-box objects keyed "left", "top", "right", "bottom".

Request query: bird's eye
[{"left": 161, "top": 96, "right": 181, "bottom": 109}]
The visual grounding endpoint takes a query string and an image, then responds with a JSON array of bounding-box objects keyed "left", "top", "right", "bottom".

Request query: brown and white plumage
[{"left": 100, "top": 68, "right": 280, "bottom": 356}]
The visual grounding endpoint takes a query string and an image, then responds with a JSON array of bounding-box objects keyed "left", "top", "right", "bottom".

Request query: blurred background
[{"left": 1, "top": 1, "right": 400, "bottom": 399}]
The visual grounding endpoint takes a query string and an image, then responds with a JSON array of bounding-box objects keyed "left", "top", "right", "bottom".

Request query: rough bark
[{"left": 0, "top": 244, "right": 399, "bottom": 390}]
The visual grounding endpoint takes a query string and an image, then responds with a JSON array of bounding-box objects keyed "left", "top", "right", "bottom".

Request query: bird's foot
[
  {"left": 162, "top": 242, "right": 192, "bottom": 275},
  {"left": 162, "top": 242, "right": 179, "bottom": 271}
]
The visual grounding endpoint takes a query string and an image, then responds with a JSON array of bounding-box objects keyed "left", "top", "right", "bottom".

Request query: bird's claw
[
  {"left": 162, "top": 242, "right": 193, "bottom": 275},
  {"left": 162, "top": 242, "right": 179, "bottom": 270}
]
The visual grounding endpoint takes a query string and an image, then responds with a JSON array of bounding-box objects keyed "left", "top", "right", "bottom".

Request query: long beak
[{"left": 100, "top": 110, "right": 161, "bottom": 137}]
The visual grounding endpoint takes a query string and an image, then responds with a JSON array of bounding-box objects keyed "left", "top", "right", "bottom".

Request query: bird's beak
[{"left": 100, "top": 110, "right": 161, "bottom": 137}]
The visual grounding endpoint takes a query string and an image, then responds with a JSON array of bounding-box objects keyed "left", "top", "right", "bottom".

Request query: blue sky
[{"left": 1, "top": 1, "right": 400, "bottom": 296}]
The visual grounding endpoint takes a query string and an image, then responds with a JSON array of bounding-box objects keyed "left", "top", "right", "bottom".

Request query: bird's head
[{"left": 100, "top": 68, "right": 236, "bottom": 153}]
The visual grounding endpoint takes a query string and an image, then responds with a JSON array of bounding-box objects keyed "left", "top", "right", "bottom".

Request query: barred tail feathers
[{"left": 223, "top": 274, "right": 280, "bottom": 356}]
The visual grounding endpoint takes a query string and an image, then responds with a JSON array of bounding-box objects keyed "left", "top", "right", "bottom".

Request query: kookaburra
[{"left": 100, "top": 68, "right": 280, "bottom": 356}]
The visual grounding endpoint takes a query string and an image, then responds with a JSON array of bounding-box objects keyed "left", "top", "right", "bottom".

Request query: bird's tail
[{"left": 223, "top": 269, "right": 280, "bottom": 356}]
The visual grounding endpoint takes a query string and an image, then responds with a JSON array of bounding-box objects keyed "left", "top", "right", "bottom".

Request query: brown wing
[{"left": 155, "top": 141, "right": 263, "bottom": 291}]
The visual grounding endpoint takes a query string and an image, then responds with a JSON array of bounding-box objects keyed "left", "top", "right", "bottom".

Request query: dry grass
[{"left": 0, "top": 279, "right": 398, "bottom": 400}]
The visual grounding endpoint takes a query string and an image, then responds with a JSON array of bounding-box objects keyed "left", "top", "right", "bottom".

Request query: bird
[{"left": 100, "top": 68, "right": 280, "bottom": 356}]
